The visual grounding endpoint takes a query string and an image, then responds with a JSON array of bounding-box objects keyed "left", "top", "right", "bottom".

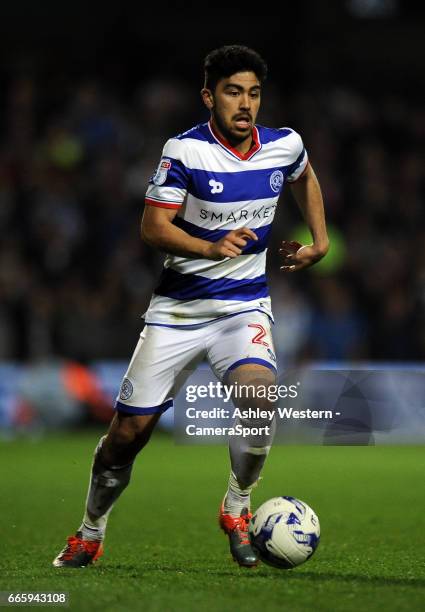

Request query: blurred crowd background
[
  {"left": 2, "top": 73, "right": 424, "bottom": 364},
  {"left": 0, "top": 1, "right": 424, "bottom": 430}
]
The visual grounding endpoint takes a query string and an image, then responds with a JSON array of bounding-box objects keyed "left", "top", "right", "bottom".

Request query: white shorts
[{"left": 115, "top": 311, "right": 277, "bottom": 415}]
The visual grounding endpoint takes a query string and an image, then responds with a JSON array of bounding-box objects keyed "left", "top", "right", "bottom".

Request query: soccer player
[{"left": 53, "top": 45, "right": 328, "bottom": 568}]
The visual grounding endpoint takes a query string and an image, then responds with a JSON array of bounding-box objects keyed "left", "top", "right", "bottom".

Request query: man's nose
[{"left": 239, "top": 94, "right": 250, "bottom": 109}]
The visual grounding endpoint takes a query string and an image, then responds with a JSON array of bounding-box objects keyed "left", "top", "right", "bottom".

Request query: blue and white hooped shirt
[{"left": 143, "top": 121, "right": 308, "bottom": 327}]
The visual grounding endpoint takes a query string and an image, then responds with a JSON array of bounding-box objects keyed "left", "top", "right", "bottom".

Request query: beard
[{"left": 212, "top": 109, "right": 251, "bottom": 146}]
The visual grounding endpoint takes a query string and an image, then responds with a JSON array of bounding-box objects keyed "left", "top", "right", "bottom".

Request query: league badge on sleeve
[{"left": 153, "top": 158, "right": 172, "bottom": 186}]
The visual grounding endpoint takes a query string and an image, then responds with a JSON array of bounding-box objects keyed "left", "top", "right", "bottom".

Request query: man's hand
[
  {"left": 204, "top": 227, "right": 258, "bottom": 260},
  {"left": 285, "top": 163, "right": 329, "bottom": 271},
  {"left": 279, "top": 240, "right": 328, "bottom": 272}
]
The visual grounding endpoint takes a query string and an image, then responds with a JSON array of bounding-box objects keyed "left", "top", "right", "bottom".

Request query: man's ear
[{"left": 201, "top": 88, "right": 214, "bottom": 110}]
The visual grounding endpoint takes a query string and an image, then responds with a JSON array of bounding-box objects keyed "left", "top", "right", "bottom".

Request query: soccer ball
[{"left": 249, "top": 496, "right": 320, "bottom": 568}]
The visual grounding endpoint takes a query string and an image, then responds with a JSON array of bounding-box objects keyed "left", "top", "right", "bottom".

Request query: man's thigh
[
  {"left": 206, "top": 312, "right": 277, "bottom": 382},
  {"left": 115, "top": 324, "right": 206, "bottom": 415}
]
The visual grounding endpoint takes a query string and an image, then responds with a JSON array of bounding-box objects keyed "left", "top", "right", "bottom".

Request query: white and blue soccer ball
[{"left": 249, "top": 496, "right": 320, "bottom": 568}]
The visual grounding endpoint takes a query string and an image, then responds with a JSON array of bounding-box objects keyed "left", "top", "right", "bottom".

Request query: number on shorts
[{"left": 248, "top": 324, "right": 269, "bottom": 347}]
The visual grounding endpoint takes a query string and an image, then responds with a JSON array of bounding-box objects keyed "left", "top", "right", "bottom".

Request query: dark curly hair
[{"left": 204, "top": 45, "right": 268, "bottom": 92}]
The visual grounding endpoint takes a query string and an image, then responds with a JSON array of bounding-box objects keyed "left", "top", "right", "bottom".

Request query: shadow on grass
[{"left": 100, "top": 564, "right": 425, "bottom": 588}]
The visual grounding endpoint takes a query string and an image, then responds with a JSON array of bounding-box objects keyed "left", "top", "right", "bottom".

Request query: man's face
[{"left": 202, "top": 71, "right": 261, "bottom": 144}]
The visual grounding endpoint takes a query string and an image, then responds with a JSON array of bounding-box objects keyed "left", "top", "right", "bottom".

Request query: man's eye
[{"left": 228, "top": 91, "right": 239, "bottom": 96}]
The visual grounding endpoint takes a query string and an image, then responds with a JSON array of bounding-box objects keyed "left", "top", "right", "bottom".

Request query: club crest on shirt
[
  {"left": 152, "top": 158, "right": 172, "bottom": 185},
  {"left": 270, "top": 170, "right": 284, "bottom": 193}
]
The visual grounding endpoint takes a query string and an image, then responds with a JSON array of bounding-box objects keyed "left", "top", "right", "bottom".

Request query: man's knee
[
  {"left": 102, "top": 412, "right": 160, "bottom": 464},
  {"left": 227, "top": 364, "right": 277, "bottom": 411},
  {"left": 228, "top": 363, "right": 276, "bottom": 386}
]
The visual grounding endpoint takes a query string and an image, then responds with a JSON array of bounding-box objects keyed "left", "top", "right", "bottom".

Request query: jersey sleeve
[
  {"left": 145, "top": 138, "right": 190, "bottom": 209},
  {"left": 285, "top": 130, "right": 309, "bottom": 183}
]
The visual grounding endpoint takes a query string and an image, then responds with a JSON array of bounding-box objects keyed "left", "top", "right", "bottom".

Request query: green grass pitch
[{"left": 1, "top": 432, "right": 425, "bottom": 611}]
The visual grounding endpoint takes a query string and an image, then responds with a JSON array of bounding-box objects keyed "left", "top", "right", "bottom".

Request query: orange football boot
[
  {"left": 219, "top": 502, "right": 259, "bottom": 567},
  {"left": 53, "top": 532, "right": 103, "bottom": 568}
]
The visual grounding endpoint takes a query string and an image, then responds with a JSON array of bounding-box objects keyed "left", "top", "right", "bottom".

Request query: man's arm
[
  {"left": 141, "top": 205, "right": 258, "bottom": 261},
  {"left": 280, "top": 162, "right": 329, "bottom": 272}
]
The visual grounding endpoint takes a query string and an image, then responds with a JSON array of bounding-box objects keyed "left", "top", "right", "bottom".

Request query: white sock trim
[{"left": 246, "top": 445, "right": 271, "bottom": 456}]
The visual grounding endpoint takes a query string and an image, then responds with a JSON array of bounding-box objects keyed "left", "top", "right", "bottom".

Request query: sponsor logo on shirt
[
  {"left": 199, "top": 204, "right": 277, "bottom": 224},
  {"left": 209, "top": 179, "right": 224, "bottom": 194}
]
